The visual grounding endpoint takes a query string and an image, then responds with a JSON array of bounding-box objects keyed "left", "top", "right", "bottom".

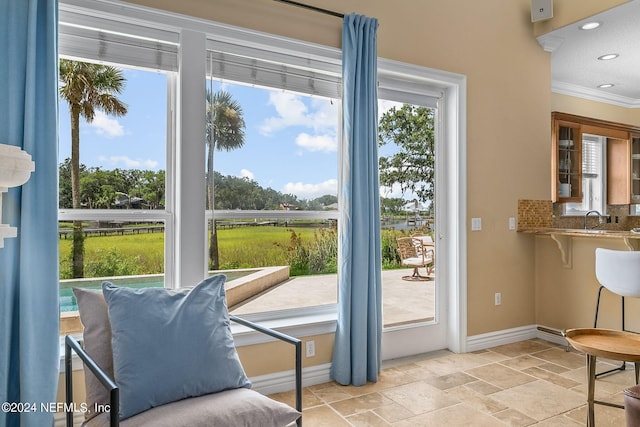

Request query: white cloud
[
  {"left": 259, "top": 91, "right": 337, "bottom": 136},
  {"left": 379, "top": 182, "right": 417, "bottom": 201},
  {"left": 99, "top": 155, "right": 159, "bottom": 169},
  {"left": 240, "top": 169, "right": 254, "bottom": 180},
  {"left": 283, "top": 179, "right": 337, "bottom": 200},
  {"left": 88, "top": 111, "right": 125, "bottom": 137},
  {"left": 378, "top": 99, "right": 403, "bottom": 120},
  {"left": 295, "top": 133, "right": 337, "bottom": 152}
]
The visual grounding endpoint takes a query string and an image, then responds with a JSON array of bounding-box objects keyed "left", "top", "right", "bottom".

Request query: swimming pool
[{"left": 59, "top": 270, "right": 257, "bottom": 312}]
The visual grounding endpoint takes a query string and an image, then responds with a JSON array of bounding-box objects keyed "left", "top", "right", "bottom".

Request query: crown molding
[{"left": 552, "top": 81, "right": 640, "bottom": 108}]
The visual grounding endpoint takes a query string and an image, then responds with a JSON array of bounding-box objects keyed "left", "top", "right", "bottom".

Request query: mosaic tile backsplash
[
  {"left": 517, "top": 200, "right": 552, "bottom": 229},
  {"left": 518, "top": 199, "right": 640, "bottom": 230}
]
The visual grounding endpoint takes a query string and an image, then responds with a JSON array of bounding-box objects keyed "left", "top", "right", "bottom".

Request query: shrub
[
  {"left": 284, "top": 227, "right": 337, "bottom": 276},
  {"left": 85, "top": 247, "right": 141, "bottom": 277}
]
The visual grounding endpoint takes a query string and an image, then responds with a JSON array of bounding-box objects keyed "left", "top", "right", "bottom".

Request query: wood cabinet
[
  {"left": 608, "top": 137, "right": 630, "bottom": 205},
  {"left": 552, "top": 112, "right": 640, "bottom": 205},
  {"left": 552, "top": 116, "right": 582, "bottom": 202}
]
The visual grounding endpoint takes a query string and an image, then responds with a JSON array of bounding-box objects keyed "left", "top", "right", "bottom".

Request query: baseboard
[
  {"left": 466, "top": 324, "right": 539, "bottom": 352},
  {"left": 535, "top": 325, "right": 570, "bottom": 346},
  {"left": 251, "top": 363, "right": 332, "bottom": 395}
]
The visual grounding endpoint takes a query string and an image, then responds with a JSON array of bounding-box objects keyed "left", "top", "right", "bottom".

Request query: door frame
[{"left": 380, "top": 59, "right": 467, "bottom": 359}]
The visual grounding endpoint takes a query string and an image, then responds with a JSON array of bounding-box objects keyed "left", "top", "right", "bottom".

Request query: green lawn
[
  {"left": 59, "top": 225, "right": 319, "bottom": 279},
  {"left": 59, "top": 223, "right": 415, "bottom": 279}
]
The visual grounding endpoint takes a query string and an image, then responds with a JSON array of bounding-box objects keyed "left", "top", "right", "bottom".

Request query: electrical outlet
[
  {"left": 495, "top": 292, "right": 502, "bottom": 306},
  {"left": 306, "top": 340, "right": 316, "bottom": 357}
]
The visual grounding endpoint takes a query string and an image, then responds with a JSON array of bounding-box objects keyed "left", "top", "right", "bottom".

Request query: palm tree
[
  {"left": 59, "top": 59, "right": 128, "bottom": 278},
  {"left": 206, "top": 90, "right": 246, "bottom": 270}
]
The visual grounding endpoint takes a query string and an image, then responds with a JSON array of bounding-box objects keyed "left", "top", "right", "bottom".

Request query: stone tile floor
[{"left": 269, "top": 339, "right": 633, "bottom": 426}]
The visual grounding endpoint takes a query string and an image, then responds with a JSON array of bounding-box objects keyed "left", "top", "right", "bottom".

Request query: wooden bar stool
[{"left": 565, "top": 328, "right": 640, "bottom": 427}]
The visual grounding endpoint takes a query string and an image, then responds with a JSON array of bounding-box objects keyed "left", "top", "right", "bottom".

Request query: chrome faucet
[{"left": 584, "top": 210, "right": 602, "bottom": 229}]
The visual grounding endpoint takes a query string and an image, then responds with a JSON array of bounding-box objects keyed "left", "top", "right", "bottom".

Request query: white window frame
[
  {"left": 58, "top": 0, "right": 466, "bottom": 356},
  {"left": 563, "top": 134, "right": 607, "bottom": 216}
]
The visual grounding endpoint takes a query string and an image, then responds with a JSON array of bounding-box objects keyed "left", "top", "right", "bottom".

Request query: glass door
[{"left": 378, "top": 98, "right": 448, "bottom": 358}]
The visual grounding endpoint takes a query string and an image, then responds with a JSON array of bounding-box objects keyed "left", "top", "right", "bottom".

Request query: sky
[{"left": 58, "top": 67, "right": 407, "bottom": 202}]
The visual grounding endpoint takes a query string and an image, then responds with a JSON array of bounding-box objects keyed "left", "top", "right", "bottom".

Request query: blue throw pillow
[{"left": 102, "top": 275, "right": 251, "bottom": 420}]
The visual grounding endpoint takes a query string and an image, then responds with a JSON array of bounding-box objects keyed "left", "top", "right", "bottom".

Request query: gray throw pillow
[
  {"left": 72, "top": 287, "right": 114, "bottom": 421},
  {"left": 102, "top": 275, "right": 251, "bottom": 420}
]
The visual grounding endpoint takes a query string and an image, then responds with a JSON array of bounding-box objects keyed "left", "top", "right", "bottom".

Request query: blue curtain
[
  {"left": 331, "top": 13, "right": 381, "bottom": 387},
  {"left": 0, "top": 1, "right": 60, "bottom": 426}
]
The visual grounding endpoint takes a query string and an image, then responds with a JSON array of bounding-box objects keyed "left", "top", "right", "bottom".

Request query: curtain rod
[{"left": 272, "top": 0, "right": 344, "bottom": 19}]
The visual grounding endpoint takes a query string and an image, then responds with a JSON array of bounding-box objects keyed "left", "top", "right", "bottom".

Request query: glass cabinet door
[
  {"left": 632, "top": 134, "right": 640, "bottom": 202},
  {"left": 555, "top": 121, "right": 582, "bottom": 201}
]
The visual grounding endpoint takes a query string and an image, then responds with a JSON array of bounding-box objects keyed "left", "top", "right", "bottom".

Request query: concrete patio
[{"left": 231, "top": 268, "right": 435, "bottom": 327}]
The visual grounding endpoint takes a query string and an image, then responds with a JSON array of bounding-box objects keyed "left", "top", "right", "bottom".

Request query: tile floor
[{"left": 269, "top": 338, "right": 635, "bottom": 426}]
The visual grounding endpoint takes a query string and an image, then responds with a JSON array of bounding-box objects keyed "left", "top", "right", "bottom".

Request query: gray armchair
[{"left": 65, "top": 277, "right": 302, "bottom": 427}]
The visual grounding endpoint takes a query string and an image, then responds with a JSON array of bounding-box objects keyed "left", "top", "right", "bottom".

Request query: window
[
  {"left": 564, "top": 134, "right": 606, "bottom": 215},
  {"left": 57, "top": 1, "right": 464, "bottom": 339},
  {"left": 58, "top": 5, "right": 175, "bottom": 313},
  {"left": 204, "top": 37, "right": 341, "bottom": 316}
]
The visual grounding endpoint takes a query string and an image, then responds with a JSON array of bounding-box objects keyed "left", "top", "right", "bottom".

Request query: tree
[
  {"left": 206, "top": 90, "right": 246, "bottom": 270},
  {"left": 380, "top": 197, "right": 405, "bottom": 215},
  {"left": 59, "top": 60, "right": 128, "bottom": 278},
  {"left": 378, "top": 104, "right": 435, "bottom": 209}
]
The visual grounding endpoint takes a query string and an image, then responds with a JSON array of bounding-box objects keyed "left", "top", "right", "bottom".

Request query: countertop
[
  {"left": 518, "top": 227, "right": 640, "bottom": 239},
  {"left": 518, "top": 228, "right": 640, "bottom": 264}
]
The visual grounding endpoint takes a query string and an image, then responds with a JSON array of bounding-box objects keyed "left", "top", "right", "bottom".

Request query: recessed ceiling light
[
  {"left": 598, "top": 54, "right": 619, "bottom": 61},
  {"left": 598, "top": 83, "right": 614, "bottom": 88},
  {"left": 580, "top": 22, "right": 601, "bottom": 30}
]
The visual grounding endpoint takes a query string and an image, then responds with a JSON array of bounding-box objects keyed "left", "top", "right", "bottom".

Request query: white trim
[
  {"left": 372, "top": 57, "right": 467, "bottom": 357},
  {"left": 231, "top": 311, "right": 337, "bottom": 347},
  {"left": 465, "top": 324, "right": 576, "bottom": 352},
  {"left": 466, "top": 325, "right": 539, "bottom": 352},
  {"left": 175, "top": 29, "right": 207, "bottom": 286},
  {"left": 164, "top": 73, "right": 178, "bottom": 289},
  {"left": 58, "top": 209, "right": 170, "bottom": 221},
  {"left": 535, "top": 325, "right": 570, "bottom": 347},
  {"left": 552, "top": 81, "right": 640, "bottom": 109},
  {"left": 445, "top": 76, "right": 468, "bottom": 354},
  {"left": 251, "top": 363, "right": 332, "bottom": 396},
  {"left": 61, "top": 0, "right": 342, "bottom": 69}
]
